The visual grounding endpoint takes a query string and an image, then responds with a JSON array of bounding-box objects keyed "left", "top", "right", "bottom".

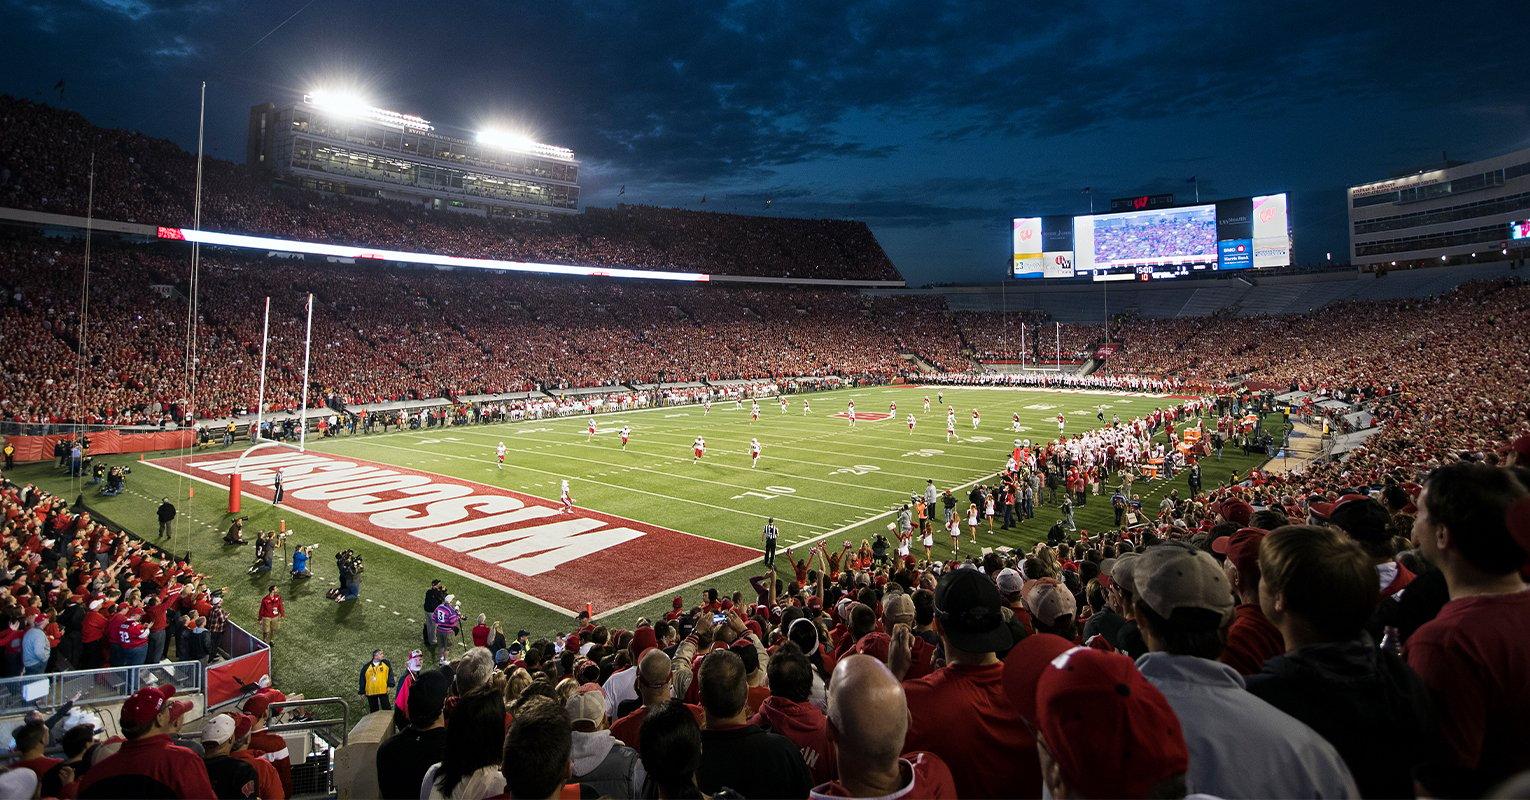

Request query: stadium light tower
[{"left": 306, "top": 88, "right": 372, "bottom": 118}]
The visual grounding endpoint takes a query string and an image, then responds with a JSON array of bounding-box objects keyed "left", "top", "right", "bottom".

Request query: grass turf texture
[{"left": 11, "top": 385, "right": 1282, "bottom": 720}]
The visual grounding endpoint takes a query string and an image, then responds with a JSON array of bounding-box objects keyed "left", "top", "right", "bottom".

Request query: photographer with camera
[
  {"left": 331, "top": 549, "right": 363, "bottom": 602},
  {"left": 102, "top": 465, "right": 127, "bottom": 496},
  {"left": 291, "top": 544, "right": 315, "bottom": 578},
  {"left": 249, "top": 531, "right": 275, "bottom": 576},
  {"left": 224, "top": 517, "right": 247, "bottom": 546}
]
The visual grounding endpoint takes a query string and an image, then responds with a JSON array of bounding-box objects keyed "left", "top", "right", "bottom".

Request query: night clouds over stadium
[{"left": 2, "top": 0, "right": 1526, "bottom": 283}]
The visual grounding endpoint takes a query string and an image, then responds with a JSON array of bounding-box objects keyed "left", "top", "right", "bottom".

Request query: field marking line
[
  {"left": 393, "top": 432, "right": 885, "bottom": 515},
  {"left": 312, "top": 436, "right": 831, "bottom": 533},
  {"left": 535, "top": 422, "right": 994, "bottom": 472},
  {"left": 442, "top": 426, "right": 926, "bottom": 493},
  {"left": 138, "top": 460, "right": 576, "bottom": 616}
]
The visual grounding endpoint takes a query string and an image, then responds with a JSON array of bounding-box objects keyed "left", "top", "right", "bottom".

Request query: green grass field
[{"left": 11, "top": 385, "right": 1279, "bottom": 719}]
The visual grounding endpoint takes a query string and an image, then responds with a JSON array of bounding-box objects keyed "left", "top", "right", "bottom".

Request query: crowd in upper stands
[{"left": 0, "top": 96, "right": 901, "bottom": 282}]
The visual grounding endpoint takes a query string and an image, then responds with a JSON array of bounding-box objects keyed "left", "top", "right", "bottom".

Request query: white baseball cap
[{"left": 201, "top": 713, "right": 236, "bottom": 745}]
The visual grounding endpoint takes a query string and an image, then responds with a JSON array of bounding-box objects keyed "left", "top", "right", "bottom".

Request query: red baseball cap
[
  {"left": 232, "top": 712, "right": 255, "bottom": 742},
  {"left": 243, "top": 692, "right": 273, "bottom": 719},
  {"left": 1214, "top": 498, "right": 1253, "bottom": 526},
  {"left": 851, "top": 632, "right": 891, "bottom": 663},
  {"left": 671, "top": 596, "right": 684, "bottom": 610},
  {"left": 1000, "top": 633, "right": 1074, "bottom": 723},
  {"left": 629, "top": 626, "right": 659, "bottom": 659},
  {"left": 1035, "top": 646, "right": 1189, "bottom": 798},
  {"left": 1218, "top": 528, "right": 1268, "bottom": 585},
  {"left": 119, "top": 685, "right": 193, "bottom": 728}
]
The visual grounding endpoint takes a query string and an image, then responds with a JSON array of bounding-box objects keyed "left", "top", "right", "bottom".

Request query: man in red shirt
[
  {"left": 77, "top": 685, "right": 215, "bottom": 799},
  {"left": 1003, "top": 634, "right": 1190, "bottom": 799},
  {"left": 244, "top": 692, "right": 294, "bottom": 796},
  {"left": 610, "top": 648, "right": 703, "bottom": 752},
  {"left": 230, "top": 712, "right": 285, "bottom": 800},
  {"left": 891, "top": 568, "right": 1038, "bottom": 799},
  {"left": 1405, "top": 463, "right": 1530, "bottom": 797},
  {"left": 10, "top": 720, "right": 61, "bottom": 784},
  {"left": 750, "top": 642, "right": 835, "bottom": 786},
  {"left": 258, "top": 585, "right": 285, "bottom": 643},
  {"left": 1214, "top": 528, "right": 1284, "bottom": 676},
  {"left": 813, "top": 654, "right": 956, "bottom": 798}
]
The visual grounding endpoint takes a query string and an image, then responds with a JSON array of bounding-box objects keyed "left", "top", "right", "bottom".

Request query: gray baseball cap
[{"left": 1126, "top": 543, "right": 1234, "bottom": 622}]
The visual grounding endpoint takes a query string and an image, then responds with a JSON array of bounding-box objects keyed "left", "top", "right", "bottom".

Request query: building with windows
[
  {"left": 248, "top": 92, "right": 578, "bottom": 220},
  {"left": 1348, "top": 146, "right": 1530, "bottom": 267}
]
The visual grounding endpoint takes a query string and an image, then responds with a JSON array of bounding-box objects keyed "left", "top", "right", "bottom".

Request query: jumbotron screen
[{"left": 1012, "top": 193, "right": 1291, "bottom": 280}]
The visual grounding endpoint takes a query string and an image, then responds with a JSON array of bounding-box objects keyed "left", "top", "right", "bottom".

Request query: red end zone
[{"left": 148, "top": 451, "right": 759, "bottom": 615}]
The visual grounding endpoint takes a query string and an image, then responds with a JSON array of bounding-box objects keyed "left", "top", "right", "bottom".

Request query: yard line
[
  {"left": 445, "top": 426, "right": 938, "bottom": 491},
  {"left": 311, "top": 437, "right": 832, "bottom": 532},
  {"left": 394, "top": 434, "right": 885, "bottom": 514}
]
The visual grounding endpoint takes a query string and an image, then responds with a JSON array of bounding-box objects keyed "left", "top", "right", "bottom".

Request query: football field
[{"left": 13, "top": 384, "right": 1280, "bottom": 718}]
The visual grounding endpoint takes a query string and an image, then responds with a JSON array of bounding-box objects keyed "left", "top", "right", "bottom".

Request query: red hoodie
[{"left": 750, "top": 696, "right": 836, "bottom": 786}]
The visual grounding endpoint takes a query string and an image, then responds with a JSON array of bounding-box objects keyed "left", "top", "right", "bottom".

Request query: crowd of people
[
  {"left": 0, "top": 96, "right": 901, "bottom": 282},
  {"left": 0, "top": 235, "right": 967, "bottom": 428}
]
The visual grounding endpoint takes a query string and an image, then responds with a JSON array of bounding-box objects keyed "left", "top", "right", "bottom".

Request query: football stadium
[{"left": 0, "top": 5, "right": 1528, "bottom": 799}]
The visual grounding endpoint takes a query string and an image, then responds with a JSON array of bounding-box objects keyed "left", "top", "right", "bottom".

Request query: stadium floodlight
[
  {"left": 305, "top": 89, "right": 435, "bottom": 132},
  {"left": 306, "top": 88, "right": 372, "bottom": 118},
  {"left": 476, "top": 128, "right": 576, "bottom": 161}
]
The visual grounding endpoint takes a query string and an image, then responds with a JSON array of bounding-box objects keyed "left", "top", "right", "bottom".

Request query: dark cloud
[{"left": 0, "top": 0, "right": 1527, "bottom": 284}]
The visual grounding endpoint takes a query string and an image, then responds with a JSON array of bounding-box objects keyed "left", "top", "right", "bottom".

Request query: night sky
[{"left": 2, "top": 0, "right": 1526, "bottom": 285}]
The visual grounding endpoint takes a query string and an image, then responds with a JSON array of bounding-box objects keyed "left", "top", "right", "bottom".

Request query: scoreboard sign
[{"left": 1109, "top": 194, "right": 1176, "bottom": 213}]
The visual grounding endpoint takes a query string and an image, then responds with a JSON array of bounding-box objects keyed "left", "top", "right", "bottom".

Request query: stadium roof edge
[{"left": 0, "top": 206, "right": 905, "bottom": 288}]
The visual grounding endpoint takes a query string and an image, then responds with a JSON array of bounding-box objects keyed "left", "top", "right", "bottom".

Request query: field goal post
[{"left": 227, "top": 294, "right": 314, "bottom": 513}]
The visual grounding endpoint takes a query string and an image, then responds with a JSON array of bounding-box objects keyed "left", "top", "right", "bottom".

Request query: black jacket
[
  {"left": 698, "top": 723, "right": 812, "bottom": 800},
  {"left": 376, "top": 726, "right": 448, "bottom": 800},
  {"left": 157, "top": 502, "right": 176, "bottom": 523},
  {"left": 1246, "top": 639, "right": 1434, "bottom": 799},
  {"left": 423, "top": 587, "right": 446, "bottom": 615},
  {"left": 203, "top": 754, "right": 257, "bottom": 799}
]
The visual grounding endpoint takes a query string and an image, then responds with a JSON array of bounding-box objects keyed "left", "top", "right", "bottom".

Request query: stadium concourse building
[
  {"left": 1348, "top": 145, "right": 1530, "bottom": 268},
  {"left": 246, "top": 92, "right": 579, "bottom": 220}
]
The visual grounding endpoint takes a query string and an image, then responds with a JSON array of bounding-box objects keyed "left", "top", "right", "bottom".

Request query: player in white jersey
[
  {"left": 779, "top": 396, "right": 788, "bottom": 414},
  {"left": 1057, "top": 413, "right": 1066, "bottom": 434},
  {"left": 922, "top": 396, "right": 931, "bottom": 413},
  {"left": 846, "top": 401, "right": 856, "bottom": 427},
  {"left": 889, "top": 401, "right": 897, "bottom": 416},
  {"left": 907, "top": 413, "right": 917, "bottom": 434},
  {"left": 693, "top": 437, "right": 706, "bottom": 462},
  {"left": 946, "top": 416, "right": 957, "bottom": 442},
  {"left": 750, "top": 401, "right": 760, "bottom": 422},
  {"left": 971, "top": 409, "right": 980, "bottom": 430},
  {"left": 703, "top": 396, "right": 712, "bottom": 414},
  {"left": 734, "top": 397, "right": 743, "bottom": 410},
  {"left": 802, "top": 399, "right": 811, "bottom": 416},
  {"left": 587, "top": 417, "right": 597, "bottom": 441},
  {"left": 560, "top": 479, "right": 575, "bottom": 513},
  {"left": 1011, "top": 412, "right": 1022, "bottom": 433},
  {"left": 619, "top": 425, "right": 631, "bottom": 450},
  {"left": 496, "top": 442, "right": 506, "bottom": 470},
  {"left": 750, "top": 438, "right": 762, "bottom": 468}
]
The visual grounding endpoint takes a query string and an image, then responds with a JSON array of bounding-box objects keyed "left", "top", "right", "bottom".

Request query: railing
[{"left": 0, "top": 660, "right": 203, "bottom": 712}]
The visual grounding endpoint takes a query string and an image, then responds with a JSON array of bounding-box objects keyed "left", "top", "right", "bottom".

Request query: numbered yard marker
[{"left": 831, "top": 465, "right": 882, "bottom": 476}]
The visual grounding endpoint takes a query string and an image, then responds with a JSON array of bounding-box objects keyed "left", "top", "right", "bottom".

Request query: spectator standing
[
  {"left": 21, "top": 615, "right": 50, "bottom": 675},
  {"left": 636, "top": 700, "right": 707, "bottom": 800},
  {"left": 243, "top": 693, "right": 294, "bottom": 797},
  {"left": 564, "top": 683, "right": 645, "bottom": 798},
  {"left": 257, "top": 585, "right": 284, "bottom": 643},
  {"left": 1248, "top": 525, "right": 1434, "bottom": 799},
  {"left": 359, "top": 649, "right": 395, "bottom": 713},
  {"left": 227, "top": 713, "right": 284, "bottom": 800},
  {"left": 1003, "top": 634, "right": 1190, "bottom": 799},
  {"left": 750, "top": 642, "right": 835, "bottom": 786},
  {"left": 199, "top": 714, "right": 257, "bottom": 799},
  {"left": 431, "top": 595, "right": 462, "bottom": 665},
  {"left": 814, "top": 654, "right": 956, "bottom": 799},
  {"left": 376, "top": 669, "right": 449, "bottom": 800},
  {"left": 1214, "top": 528, "right": 1286, "bottom": 676},
  {"left": 76, "top": 685, "right": 215, "bottom": 799},
  {"left": 893, "top": 568, "right": 1036, "bottom": 799},
  {"left": 420, "top": 680, "right": 506, "bottom": 800},
  {"left": 1404, "top": 464, "right": 1530, "bottom": 797},
  {"left": 609, "top": 648, "right": 704, "bottom": 752},
  {"left": 503, "top": 697, "right": 578, "bottom": 800},
  {"left": 695, "top": 649, "right": 813, "bottom": 799},
  {"left": 1127, "top": 542, "right": 1358, "bottom": 798},
  {"left": 156, "top": 498, "right": 175, "bottom": 540}
]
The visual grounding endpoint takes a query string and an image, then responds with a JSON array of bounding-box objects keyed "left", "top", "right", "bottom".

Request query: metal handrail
[
  {"left": 267, "top": 697, "right": 352, "bottom": 748},
  {"left": 0, "top": 660, "right": 204, "bottom": 712}
]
